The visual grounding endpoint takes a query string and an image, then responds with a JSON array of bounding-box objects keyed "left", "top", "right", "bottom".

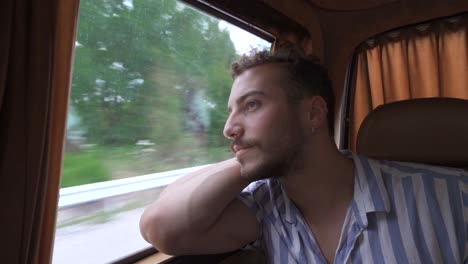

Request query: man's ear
[{"left": 304, "top": 96, "right": 328, "bottom": 130}]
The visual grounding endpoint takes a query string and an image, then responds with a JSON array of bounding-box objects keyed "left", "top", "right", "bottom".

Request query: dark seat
[{"left": 356, "top": 97, "right": 468, "bottom": 170}]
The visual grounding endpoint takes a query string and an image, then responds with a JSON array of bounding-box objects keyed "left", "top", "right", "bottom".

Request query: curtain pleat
[
  {"left": 350, "top": 15, "right": 468, "bottom": 150},
  {"left": 407, "top": 32, "right": 439, "bottom": 97},
  {"left": 0, "top": 0, "right": 75, "bottom": 263},
  {"left": 439, "top": 28, "right": 468, "bottom": 97},
  {"left": 0, "top": 1, "right": 13, "bottom": 110}
]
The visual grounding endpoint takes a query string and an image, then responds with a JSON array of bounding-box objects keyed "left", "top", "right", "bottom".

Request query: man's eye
[{"left": 245, "top": 100, "right": 260, "bottom": 111}]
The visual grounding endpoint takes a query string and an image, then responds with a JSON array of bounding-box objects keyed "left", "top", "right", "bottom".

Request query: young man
[{"left": 140, "top": 47, "right": 468, "bottom": 263}]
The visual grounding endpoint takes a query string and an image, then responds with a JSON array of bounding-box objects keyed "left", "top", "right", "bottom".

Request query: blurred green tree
[{"left": 71, "top": 0, "right": 239, "bottom": 151}]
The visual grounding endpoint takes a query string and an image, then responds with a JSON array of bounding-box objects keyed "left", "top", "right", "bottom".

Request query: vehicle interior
[{"left": 1, "top": 0, "right": 467, "bottom": 263}]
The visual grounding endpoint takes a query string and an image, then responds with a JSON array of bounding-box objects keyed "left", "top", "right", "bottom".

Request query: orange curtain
[
  {"left": 0, "top": 0, "right": 78, "bottom": 263},
  {"left": 351, "top": 15, "right": 468, "bottom": 150}
]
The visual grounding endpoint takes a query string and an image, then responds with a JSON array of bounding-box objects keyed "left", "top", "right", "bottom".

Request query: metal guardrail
[{"left": 58, "top": 164, "right": 209, "bottom": 208}]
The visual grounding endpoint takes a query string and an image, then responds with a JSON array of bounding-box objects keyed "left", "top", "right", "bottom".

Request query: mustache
[{"left": 230, "top": 139, "right": 256, "bottom": 153}]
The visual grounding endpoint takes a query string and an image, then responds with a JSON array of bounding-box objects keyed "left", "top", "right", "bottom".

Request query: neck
[{"left": 280, "top": 135, "right": 355, "bottom": 223}]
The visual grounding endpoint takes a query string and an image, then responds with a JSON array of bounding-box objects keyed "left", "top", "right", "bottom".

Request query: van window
[
  {"left": 348, "top": 13, "right": 468, "bottom": 150},
  {"left": 52, "top": 0, "right": 270, "bottom": 263}
]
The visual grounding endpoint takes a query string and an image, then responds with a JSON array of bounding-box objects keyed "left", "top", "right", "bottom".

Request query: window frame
[{"left": 48, "top": 1, "right": 274, "bottom": 263}]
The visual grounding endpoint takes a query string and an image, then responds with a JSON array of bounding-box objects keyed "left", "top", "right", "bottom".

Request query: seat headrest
[{"left": 356, "top": 98, "right": 468, "bottom": 168}]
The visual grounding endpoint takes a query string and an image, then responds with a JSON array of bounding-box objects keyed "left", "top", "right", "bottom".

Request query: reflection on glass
[{"left": 53, "top": 0, "right": 270, "bottom": 263}]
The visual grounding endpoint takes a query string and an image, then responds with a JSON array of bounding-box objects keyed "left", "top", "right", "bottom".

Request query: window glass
[{"left": 53, "top": 0, "right": 270, "bottom": 263}]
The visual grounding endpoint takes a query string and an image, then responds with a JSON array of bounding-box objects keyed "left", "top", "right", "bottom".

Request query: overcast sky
[
  {"left": 120, "top": 0, "right": 269, "bottom": 55},
  {"left": 218, "top": 21, "right": 271, "bottom": 55}
]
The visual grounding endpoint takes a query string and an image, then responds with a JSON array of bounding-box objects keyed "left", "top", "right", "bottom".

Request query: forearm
[{"left": 140, "top": 158, "right": 250, "bottom": 247}]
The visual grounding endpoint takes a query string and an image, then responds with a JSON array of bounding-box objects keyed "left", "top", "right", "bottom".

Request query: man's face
[{"left": 224, "top": 64, "right": 306, "bottom": 180}]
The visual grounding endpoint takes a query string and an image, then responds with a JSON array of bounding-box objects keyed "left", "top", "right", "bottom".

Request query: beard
[{"left": 234, "top": 132, "right": 305, "bottom": 181}]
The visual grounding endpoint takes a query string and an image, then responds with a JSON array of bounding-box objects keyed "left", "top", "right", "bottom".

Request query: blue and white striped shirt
[{"left": 238, "top": 152, "right": 468, "bottom": 263}]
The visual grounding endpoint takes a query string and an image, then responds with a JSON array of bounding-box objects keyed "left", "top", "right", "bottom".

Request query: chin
[
  {"left": 239, "top": 157, "right": 282, "bottom": 181},
  {"left": 239, "top": 159, "right": 262, "bottom": 179}
]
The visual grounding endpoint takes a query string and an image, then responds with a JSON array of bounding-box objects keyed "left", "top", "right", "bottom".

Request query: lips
[
  {"left": 234, "top": 147, "right": 251, "bottom": 159},
  {"left": 232, "top": 145, "right": 247, "bottom": 153},
  {"left": 231, "top": 143, "right": 253, "bottom": 157},
  {"left": 230, "top": 140, "right": 254, "bottom": 156}
]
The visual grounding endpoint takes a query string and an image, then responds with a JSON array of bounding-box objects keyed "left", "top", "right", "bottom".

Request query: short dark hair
[{"left": 230, "top": 45, "right": 335, "bottom": 136}]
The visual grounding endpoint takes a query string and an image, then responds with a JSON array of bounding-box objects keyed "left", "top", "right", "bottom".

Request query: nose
[{"left": 223, "top": 113, "right": 244, "bottom": 140}]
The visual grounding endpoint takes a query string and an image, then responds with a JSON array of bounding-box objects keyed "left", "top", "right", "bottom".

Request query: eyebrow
[{"left": 228, "top": 90, "right": 266, "bottom": 112}]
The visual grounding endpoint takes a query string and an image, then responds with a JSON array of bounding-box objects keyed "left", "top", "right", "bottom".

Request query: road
[{"left": 53, "top": 207, "right": 151, "bottom": 264}]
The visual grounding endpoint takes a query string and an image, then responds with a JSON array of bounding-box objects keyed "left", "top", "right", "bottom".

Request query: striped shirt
[{"left": 238, "top": 152, "right": 468, "bottom": 263}]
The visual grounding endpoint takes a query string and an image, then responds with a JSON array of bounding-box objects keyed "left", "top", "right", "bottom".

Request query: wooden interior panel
[
  {"left": 305, "top": 0, "right": 398, "bottom": 11},
  {"left": 38, "top": 0, "right": 80, "bottom": 262}
]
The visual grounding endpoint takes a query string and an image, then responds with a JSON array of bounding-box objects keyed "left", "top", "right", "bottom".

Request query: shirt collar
[
  {"left": 275, "top": 151, "right": 392, "bottom": 227},
  {"left": 345, "top": 151, "right": 391, "bottom": 227},
  {"left": 278, "top": 180, "right": 298, "bottom": 225}
]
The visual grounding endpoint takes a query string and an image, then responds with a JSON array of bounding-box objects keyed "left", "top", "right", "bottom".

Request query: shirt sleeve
[
  {"left": 237, "top": 180, "right": 271, "bottom": 249},
  {"left": 237, "top": 180, "right": 268, "bottom": 224}
]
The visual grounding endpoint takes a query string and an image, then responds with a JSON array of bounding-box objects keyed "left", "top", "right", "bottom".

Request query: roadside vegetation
[{"left": 62, "top": 0, "right": 263, "bottom": 187}]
